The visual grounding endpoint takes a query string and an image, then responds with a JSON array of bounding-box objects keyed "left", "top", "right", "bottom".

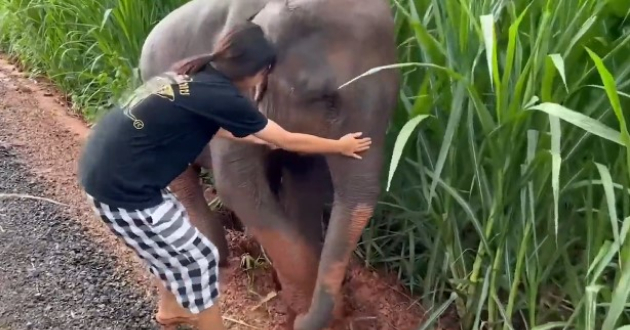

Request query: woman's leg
[
  {"left": 153, "top": 276, "right": 197, "bottom": 325},
  {"left": 85, "top": 190, "right": 226, "bottom": 330}
]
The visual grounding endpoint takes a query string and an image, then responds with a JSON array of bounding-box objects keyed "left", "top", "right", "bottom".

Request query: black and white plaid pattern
[{"left": 85, "top": 189, "right": 220, "bottom": 314}]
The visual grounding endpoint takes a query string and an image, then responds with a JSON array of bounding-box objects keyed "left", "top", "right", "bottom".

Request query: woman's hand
[
  {"left": 338, "top": 132, "right": 372, "bottom": 159},
  {"left": 252, "top": 120, "right": 373, "bottom": 159}
]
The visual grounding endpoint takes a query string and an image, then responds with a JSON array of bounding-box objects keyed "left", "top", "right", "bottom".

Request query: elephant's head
[{"left": 252, "top": 1, "right": 400, "bottom": 328}]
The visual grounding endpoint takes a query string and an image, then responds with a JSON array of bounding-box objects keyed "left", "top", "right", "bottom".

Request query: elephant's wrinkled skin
[{"left": 139, "top": 0, "right": 399, "bottom": 329}]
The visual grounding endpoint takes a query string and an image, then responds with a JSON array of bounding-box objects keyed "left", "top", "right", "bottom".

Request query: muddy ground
[{"left": 0, "top": 57, "right": 449, "bottom": 330}]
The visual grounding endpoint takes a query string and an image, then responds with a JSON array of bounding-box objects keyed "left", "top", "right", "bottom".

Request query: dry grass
[{"left": 0, "top": 193, "right": 67, "bottom": 206}]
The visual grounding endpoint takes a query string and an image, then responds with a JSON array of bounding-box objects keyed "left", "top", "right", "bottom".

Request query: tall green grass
[
  {"left": 356, "top": 0, "right": 630, "bottom": 329},
  {"left": 0, "top": 0, "right": 186, "bottom": 121},
  {"left": 1, "top": 0, "right": 630, "bottom": 329}
]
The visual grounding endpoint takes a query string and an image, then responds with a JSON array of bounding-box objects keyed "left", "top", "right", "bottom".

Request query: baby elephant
[{"left": 139, "top": 0, "right": 400, "bottom": 329}]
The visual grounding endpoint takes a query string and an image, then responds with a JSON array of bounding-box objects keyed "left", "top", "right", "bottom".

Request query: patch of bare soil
[{"left": 0, "top": 55, "right": 456, "bottom": 330}]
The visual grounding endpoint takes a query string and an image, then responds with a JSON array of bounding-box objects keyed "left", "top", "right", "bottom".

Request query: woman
[{"left": 78, "top": 22, "right": 371, "bottom": 330}]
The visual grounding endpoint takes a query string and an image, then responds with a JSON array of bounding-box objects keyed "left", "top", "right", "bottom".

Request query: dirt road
[
  {"left": 0, "top": 57, "right": 432, "bottom": 330},
  {"left": 0, "top": 141, "right": 159, "bottom": 330}
]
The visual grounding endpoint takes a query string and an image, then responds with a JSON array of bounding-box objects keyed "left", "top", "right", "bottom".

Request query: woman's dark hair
[{"left": 171, "top": 21, "right": 276, "bottom": 80}]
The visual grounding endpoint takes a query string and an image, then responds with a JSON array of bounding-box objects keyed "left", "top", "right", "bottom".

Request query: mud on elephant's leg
[
  {"left": 167, "top": 165, "right": 229, "bottom": 266},
  {"left": 294, "top": 152, "right": 383, "bottom": 330},
  {"left": 210, "top": 141, "right": 322, "bottom": 316}
]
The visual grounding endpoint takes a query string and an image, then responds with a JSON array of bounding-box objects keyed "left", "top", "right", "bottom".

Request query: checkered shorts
[{"left": 85, "top": 189, "right": 220, "bottom": 314}]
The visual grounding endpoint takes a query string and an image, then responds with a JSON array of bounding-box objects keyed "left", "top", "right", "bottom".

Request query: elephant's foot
[
  {"left": 282, "top": 292, "right": 346, "bottom": 330},
  {"left": 292, "top": 287, "right": 347, "bottom": 330},
  {"left": 275, "top": 264, "right": 348, "bottom": 327},
  {"left": 247, "top": 227, "right": 321, "bottom": 312},
  {"left": 278, "top": 283, "right": 314, "bottom": 316},
  {"left": 331, "top": 293, "right": 345, "bottom": 321},
  {"left": 280, "top": 285, "right": 345, "bottom": 319}
]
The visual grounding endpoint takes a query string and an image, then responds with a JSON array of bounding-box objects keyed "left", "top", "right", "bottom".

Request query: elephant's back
[
  {"left": 138, "top": 0, "right": 232, "bottom": 81},
  {"left": 294, "top": 0, "right": 395, "bottom": 33},
  {"left": 265, "top": 0, "right": 397, "bottom": 64}
]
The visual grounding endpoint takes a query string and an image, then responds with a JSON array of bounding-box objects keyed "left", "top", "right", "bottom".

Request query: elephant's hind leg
[{"left": 167, "top": 165, "right": 230, "bottom": 266}]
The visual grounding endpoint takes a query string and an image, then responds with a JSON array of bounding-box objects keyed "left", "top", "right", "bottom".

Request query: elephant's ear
[
  {"left": 246, "top": 12, "right": 257, "bottom": 21},
  {"left": 254, "top": 73, "right": 269, "bottom": 104},
  {"left": 245, "top": 1, "right": 269, "bottom": 22},
  {"left": 225, "top": 0, "right": 269, "bottom": 31}
]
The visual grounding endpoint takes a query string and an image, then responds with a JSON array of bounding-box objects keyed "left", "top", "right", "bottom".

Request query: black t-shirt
[{"left": 78, "top": 68, "right": 268, "bottom": 210}]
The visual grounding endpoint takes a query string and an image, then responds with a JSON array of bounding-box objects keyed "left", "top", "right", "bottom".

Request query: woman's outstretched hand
[
  {"left": 251, "top": 120, "right": 372, "bottom": 157},
  {"left": 338, "top": 132, "right": 372, "bottom": 159}
]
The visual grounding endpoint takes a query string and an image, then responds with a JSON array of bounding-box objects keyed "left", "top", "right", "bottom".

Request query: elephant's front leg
[
  {"left": 295, "top": 150, "right": 384, "bottom": 330},
  {"left": 167, "top": 164, "right": 229, "bottom": 266},
  {"left": 210, "top": 140, "right": 323, "bottom": 316}
]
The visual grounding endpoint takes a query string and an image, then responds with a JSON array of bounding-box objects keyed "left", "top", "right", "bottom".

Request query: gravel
[{"left": 0, "top": 145, "right": 160, "bottom": 330}]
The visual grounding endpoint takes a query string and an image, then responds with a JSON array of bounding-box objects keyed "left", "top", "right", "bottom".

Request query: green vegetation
[
  {"left": 0, "top": 0, "right": 187, "bottom": 121},
  {"left": 1, "top": 0, "right": 630, "bottom": 329}
]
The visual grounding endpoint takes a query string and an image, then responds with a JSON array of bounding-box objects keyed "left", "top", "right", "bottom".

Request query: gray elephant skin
[{"left": 138, "top": 0, "right": 400, "bottom": 329}]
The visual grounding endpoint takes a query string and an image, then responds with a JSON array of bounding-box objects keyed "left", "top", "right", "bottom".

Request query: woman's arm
[
  {"left": 186, "top": 85, "right": 368, "bottom": 157},
  {"left": 214, "top": 128, "right": 277, "bottom": 148},
  {"left": 253, "top": 120, "right": 371, "bottom": 159}
]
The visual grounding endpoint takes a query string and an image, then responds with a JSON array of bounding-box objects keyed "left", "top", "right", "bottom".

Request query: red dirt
[{"left": 0, "top": 56, "right": 454, "bottom": 330}]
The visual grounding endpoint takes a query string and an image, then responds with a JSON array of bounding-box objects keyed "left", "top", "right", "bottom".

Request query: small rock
[
  {"left": 43, "top": 92, "right": 53, "bottom": 97},
  {"left": 15, "top": 85, "right": 32, "bottom": 93}
]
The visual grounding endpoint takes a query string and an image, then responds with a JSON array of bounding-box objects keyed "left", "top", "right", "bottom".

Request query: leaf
[
  {"left": 549, "top": 54, "right": 568, "bottom": 91},
  {"left": 386, "top": 114, "right": 430, "bottom": 191},
  {"left": 428, "top": 84, "right": 465, "bottom": 204},
  {"left": 565, "top": 16, "right": 596, "bottom": 57},
  {"left": 416, "top": 292, "right": 458, "bottom": 330},
  {"left": 549, "top": 115, "right": 561, "bottom": 238},
  {"left": 586, "top": 240, "right": 616, "bottom": 281},
  {"left": 480, "top": 14, "right": 495, "bottom": 90},
  {"left": 100, "top": 8, "right": 113, "bottom": 31},
  {"left": 501, "top": 2, "right": 531, "bottom": 89},
  {"left": 602, "top": 254, "right": 630, "bottom": 330},
  {"left": 524, "top": 95, "right": 540, "bottom": 109},
  {"left": 528, "top": 103, "right": 623, "bottom": 145},
  {"left": 337, "top": 62, "right": 465, "bottom": 90},
  {"left": 586, "top": 284, "right": 605, "bottom": 330},
  {"left": 423, "top": 167, "right": 492, "bottom": 254},
  {"left": 585, "top": 47, "right": 630, "bottom": 186},
  {"left": 595, "top": 163, "right": 620, "bottom": 245},
  {"left": 585, "top": 47, "right": 630, "bottom": 145},
  {"left": 531, "top": 322, "right": 570, "bottom": 330},
  {"left": 586, "top": 84, "right": 630, "bottom": 99}
]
